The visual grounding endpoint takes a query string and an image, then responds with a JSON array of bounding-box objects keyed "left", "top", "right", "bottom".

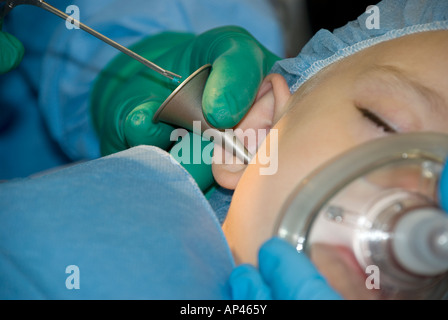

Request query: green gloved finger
[
  {"left": 202, "top": 45, "right": 268, "bottom": 129},
  {"left": 170, "top": 132, "right": 216, "bottom": 194},
  {"left": 0, "top": 20, "right": 25, "bottom": 74},
  {"left": 124, "top": 100, "right": 175, "bottom": 150},
  {"left": 95, "top": 95, "right": 175, "bottom": 156},
  {"left": 188, "top": 26, "right": 281, "bottom": 129}
]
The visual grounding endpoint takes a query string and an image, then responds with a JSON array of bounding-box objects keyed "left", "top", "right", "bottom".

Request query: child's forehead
[
  {"left": 356, "top": 63, "right": 447, "bottom": 115},
  {"left": 284, "top": 32, "right": 448, "bottom": 128},
  {"left": 293, "top": 30, "right": 448, "bottom": 95}
]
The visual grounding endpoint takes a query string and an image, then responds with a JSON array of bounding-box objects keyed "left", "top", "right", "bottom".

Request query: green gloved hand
[
  {"left": 0, "top": 20, "right": 24, "bottom": 74},
  {"left": 91, "top": 26, "right": 280, "bottom": 192}
]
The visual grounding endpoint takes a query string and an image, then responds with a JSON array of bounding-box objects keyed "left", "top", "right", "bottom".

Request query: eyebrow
[{"left": 365, "top": 64, "right": 447, "bottom": 116}]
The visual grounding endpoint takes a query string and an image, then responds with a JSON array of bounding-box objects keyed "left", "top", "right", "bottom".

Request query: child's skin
[{"left": 211, "top": 30, "right": 448, "bottom": 299}]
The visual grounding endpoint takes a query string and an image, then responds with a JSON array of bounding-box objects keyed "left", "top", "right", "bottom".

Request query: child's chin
[{"left": 311, "top": 243, "right": 382, "bottom": 300}]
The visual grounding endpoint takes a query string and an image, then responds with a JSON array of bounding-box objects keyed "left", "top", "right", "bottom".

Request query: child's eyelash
[{"left": 356, "top": 107, "right": 396, "bottom": 133}]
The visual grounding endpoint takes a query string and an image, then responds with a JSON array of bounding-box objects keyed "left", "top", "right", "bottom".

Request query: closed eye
[{"left": 356, "top": 107, "right": 397, "bottom": 134}]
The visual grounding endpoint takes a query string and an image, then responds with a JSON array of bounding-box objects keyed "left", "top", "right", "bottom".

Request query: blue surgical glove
[
  {"left": 440, "top": 162, "right": 448, "bottom": 212},
  {"left": 228, "top": 237, "right": 342, "bottom": 300}
]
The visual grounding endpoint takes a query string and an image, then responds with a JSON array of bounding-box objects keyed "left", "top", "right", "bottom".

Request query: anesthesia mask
[{"left": 276, "top": 132, "right": 448, "bottom": 300}]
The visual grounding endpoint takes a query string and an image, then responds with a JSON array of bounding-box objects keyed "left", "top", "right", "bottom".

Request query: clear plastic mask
[{"left": 276, "top": 132, "right": 448, "bottom": 300}]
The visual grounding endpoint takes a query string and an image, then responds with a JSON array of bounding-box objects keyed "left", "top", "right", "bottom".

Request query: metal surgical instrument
[
  {"left": 0, "top": 0, "right": 182, "bottom": 81},
  {"left": 153, "top": 65, "right": 254, "bottom": 165}
]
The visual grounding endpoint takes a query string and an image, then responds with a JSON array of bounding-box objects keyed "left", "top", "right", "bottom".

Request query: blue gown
[{"left": 0, "top": 146, "right": 235, "bottom": 299}]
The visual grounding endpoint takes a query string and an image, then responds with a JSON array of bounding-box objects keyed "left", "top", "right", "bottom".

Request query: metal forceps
[{"left": 0, "top": 0, "right": 182, "bottom": 81}]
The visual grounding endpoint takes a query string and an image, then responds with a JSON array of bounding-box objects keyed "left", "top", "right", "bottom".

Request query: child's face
[{"left": 214, "top": 30, "right": 448, "bottom": 298}]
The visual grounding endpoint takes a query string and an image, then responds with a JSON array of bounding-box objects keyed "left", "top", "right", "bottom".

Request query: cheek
[
  {"left": 225, "top": 97, "right": 382, "bottom": 264},
  {"left": 223, "top": 136, "right": 288, "bottom": 264},
  {"left": 279, "top": 111, "right": 360, "bottom": 181},
  {"left": 224, "top": 117, "right": 355, "bottom": 264}
]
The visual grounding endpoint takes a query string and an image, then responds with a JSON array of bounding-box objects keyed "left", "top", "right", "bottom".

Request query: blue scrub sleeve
[{"left": 0, "top": 146, "right": 234, "bottom": 299}]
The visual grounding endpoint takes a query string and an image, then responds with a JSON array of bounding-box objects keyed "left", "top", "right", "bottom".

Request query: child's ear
[{"left": 212, "top": 73, "right": 291, "bottom": 190}]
